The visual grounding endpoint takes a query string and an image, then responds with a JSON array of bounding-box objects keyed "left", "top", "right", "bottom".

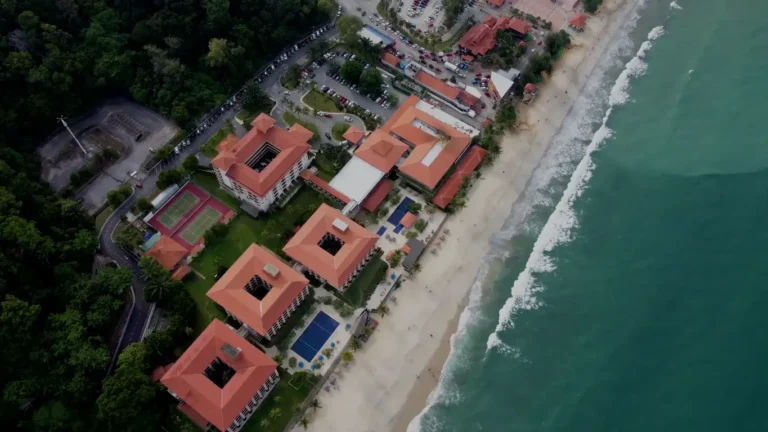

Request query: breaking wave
[{"left": 487, "top": 24, "right": 667, "bottom": 354}]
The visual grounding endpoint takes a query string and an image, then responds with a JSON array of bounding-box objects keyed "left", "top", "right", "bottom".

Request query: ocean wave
[
  {"left": 670, "top": 1, "right": 683, "bottom": 10},
  {"left": 486, "top": 24, "right": 667, "bottom": 353}
]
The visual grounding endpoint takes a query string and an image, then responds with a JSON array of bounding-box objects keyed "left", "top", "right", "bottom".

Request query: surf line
[{"left": 486, "top": 25, "right": 666, "bottom": 354}]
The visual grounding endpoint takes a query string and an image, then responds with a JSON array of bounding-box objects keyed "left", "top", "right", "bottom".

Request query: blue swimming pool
[
  {"left": 376, "top": 226, "right": 387, "bottom": 236},
  {"left": 291, "top": 311, "right": 339, "bottom": 362},
  {"left": 387, "top": 197, "right": 414, "bottom": 226}
]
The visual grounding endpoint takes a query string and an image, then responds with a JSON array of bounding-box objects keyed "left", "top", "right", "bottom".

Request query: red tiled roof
[
  {"left": 400, "top": 212, "right": 417, "bottom": 228},
  {"left": 161, "top": 320, "right": 278, "bottom": 432},
  {"left": 171, "top": 265, "right": 191, "bottom": 281},
  {"left": 382, "top": 52, "right": 400, "bottom": 67},
  {"left": 145, "top": 236, "right": 188, "bottom": 271},
  {"left": 383, "top": 96, "right": 472, "bottom": 190},
  {"left": 509, "top": 17, "right": 532, "bottom": 35},
  {"left": 432, "top": 146, "right": 487, "bottom": 208},
  {"left": 283, "top": 204, "right": 378, "bottom": 289},
  {"left": 458, "top": 16, "right": 530, "bottom": 56},
  {"left": 342, "top": 125, "right": 366, "bottom": 144},
  {"left": 354, "top": 129, "right": 409, "bottom": 172},
  {"left": 207, "top": 245, "right": 309, "bottom": 336},
  {"left": 300, "top": 170, "right": 350, "bottom": 204},
  {"left": 524, "top": 83, "right": 537, "bottom": 93},
  {"left": 361, "top": 178, "right": 393, "bottom": 212},
  {"left": 570, "top": 14, "right": 588, "bottom": 29},
  {"left": 487, "top": 0, "right": 505, "bottom": 5},
  {"left": 212, "top": 114, "right": 310, "bottom": 197},
  {"left": 415, "top": 71, "right": 461, "bottom": 100}
]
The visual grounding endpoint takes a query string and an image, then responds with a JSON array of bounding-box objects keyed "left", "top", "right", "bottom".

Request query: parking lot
[{"left": 396, "top": 0, "right": 446, "bottom": 33}]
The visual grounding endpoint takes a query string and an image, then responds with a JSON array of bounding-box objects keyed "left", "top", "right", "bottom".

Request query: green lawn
[
  {"left": 191, "top": 171, "right": 241, "bottom": 209},
  {"left": 331, "top": 122, "right": 350, "bottom": 141},
  {"left": 200, "top": 122, "right": 235, "bottom": 157},
  {"left": 95, "top": 206, "right": 114, "bottom": 231},
  {"left": 282, "top": 112, "right": 320, "bottom": 140},
  {"left": 302, "top": 89, "right": 339, "bottom": 113},
  {"left": 339, "top": 254, "right": 388, "bottom": 307},
  {"left": 242, "top": 371, "right": 319, "bottom": 432},
  {"left": 184, "top": 177, "right": 326, "bottom": 333},
  {"left": 312, "top": 152, "right": 337, "bottom": 182}
]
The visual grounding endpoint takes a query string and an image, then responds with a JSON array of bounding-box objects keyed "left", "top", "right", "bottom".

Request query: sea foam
[
  {"left": 670, "top": 1, "right": 683, "bottom": 10},
  {"left": 486, "top": 24, "right": 667, "bottom": 354}
]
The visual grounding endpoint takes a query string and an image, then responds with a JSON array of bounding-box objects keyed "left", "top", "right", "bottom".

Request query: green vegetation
[
  {"left": 407, "top": 202, "right": 422, "bottom": 214},
  {"left": 106, "top": 184, "right": 133, "bottom": 208},
  {"left": 387, "top": 249, "right": 403, "bottom": 268},
  {"left": 331, "top": 122, "right": 351, "bottom": 141},
  {"left": 442, "top": 0, "right": 466, "bottom": 28},
  {"left": 185, "top": 184, "right": 326, "bottom": 332},
  {"left": 337, "top": 15, "right": 364, "bottom": 45},
  {"left": 243, "top": 371, "right": 319, "bottom": 432},
  {"left": 346, "top": 257, "right": 389, "bottom": 302},
  {"left": 192, "top": 171, "right": 241, "bottom": 209},
  {"left": 545, "top": 30, "right": 572, "bottom": 58},
  {"left": 114, "top": 224, "right": 144, "bottom": 250},
  {"left": 156, "top": 168, "right": 184, "bottom": 190},
  {"left": 282, "top": 112, "right": 320, "bottom": 140},
  {"left": 200, "top": 121, "right": 236, "bottom": 157},
  {"left": 69, "top": 148, "right": 121, "bottom": 190},
  {"left": 281, "top": 64, "right": 303, "bottom": 90},
  {"left": 414, "top": 218, "right": 427, "bottom": 232},
  {"left": 314, "top": 144, "right": 352, "bottom": 180},
  {"left": 272, "top": 296, "right": 317, "bottom": 353},
  {"left": 303, "top": 89, "right": 340, "bottom": 113},
  {"left": 95, "top": 206, "right": 115, "bottom": 230},
  {"left": 485, "top": 30, "right": 528, "bottom": 69},
  {"left": 340, "top": 60, "right": 364, "bottom": 83},
  {"left": 360, "top": 69, "right": 384, "bottom": 94},
  {"left": 584, "top": 0, "right": 603, "bottom": 13}
]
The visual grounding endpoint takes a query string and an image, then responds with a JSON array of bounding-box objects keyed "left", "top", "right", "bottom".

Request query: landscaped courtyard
[
  {"left": 337, "top": 253, "right": 388, "bottom": 308},
  {"left": 282, "top": 112, "right": 319, "bottom": 140},
  {"left": 303, "top": 89, "right": 339, "bottom": 113},
  {"left": 242, "top": 370, "right": 319, "bottom": 432},
  {"left": 184, "top": 173, "right": 331, "bottom": 333}
]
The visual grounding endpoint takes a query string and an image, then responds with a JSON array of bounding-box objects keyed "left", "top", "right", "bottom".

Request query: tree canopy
[
  {"left": 359, "top": 69, "right": 384, "bottom": 95},
  {"left": 340, "top": 61, "right": 363, "bottom": 83}
]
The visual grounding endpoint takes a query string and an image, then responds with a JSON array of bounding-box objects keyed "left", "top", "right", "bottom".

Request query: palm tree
[
  {"left": 273, "top": 395, "right": 282, "bottom": 403},
  {"left": 310, "top": 398, "right": 322, "bottom": 411},
  {"left": 376, "top": 304, "right": 390, "bottom": 316},
  {"left": 348, "top": 338, "right": 361, "bottom": 351},
  {"left": 300, "top": 417, "right": 311, "bottom": 429},
  {"left": 268, "top": 408, "right": 282, "bottom": 419},
  {"left": 341, "top": 350, "right": 354, "bottom": 364},
  {"left": 260, "top": 418, "right": 271, "bottom": 428}
]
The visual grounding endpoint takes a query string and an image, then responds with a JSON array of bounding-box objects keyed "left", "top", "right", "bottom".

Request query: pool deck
[{"left": 283, "top": 300, "right": 354, "bottom": 376}]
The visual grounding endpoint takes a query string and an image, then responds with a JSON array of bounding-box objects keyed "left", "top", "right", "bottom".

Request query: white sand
[{"left": 299, "top": 1, "right": 636, "bottom": 430}]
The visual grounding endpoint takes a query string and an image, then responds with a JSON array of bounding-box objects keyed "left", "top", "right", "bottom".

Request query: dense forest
[
  {"left": 0, "top": 0, "right": 335, "bottom": 156},
  {"left": 0, "top": 0, "right": 334, "bottom": 429}
]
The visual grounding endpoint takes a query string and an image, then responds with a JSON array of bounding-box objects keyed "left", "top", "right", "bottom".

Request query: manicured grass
[
  {"left": 303, "top": 89, "right": 340, "bottom": 113},
  {"left": 191, "top": 171, "right": 241, "bottom": 209},
  {"left": 282, "top": 112, "right": 320, "bottom": 140},
  {"left": 331, "top": 122, "right": 350, "bottom": 141},
  {"left": 340, "top": 254, "right": 388, "bottom": 308},
  {"left": 184, "top": 178, "right": 326, "bottom": 332},
  {"left": 95, "top": 206, "right": 114, "bottom": 231},
  {"left": 242, "top": 371, "right": 319, "bottom": 432},
  {"left": 200, "top": 122, "right": 235, "bottom": 157},
  {"left": 312, "top": 152, "right": 338, "bottom": 182}
]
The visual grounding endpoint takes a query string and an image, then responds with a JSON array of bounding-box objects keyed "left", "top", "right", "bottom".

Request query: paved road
[{"left": 99, "top": 23, "right": 342, "bottom": 365}]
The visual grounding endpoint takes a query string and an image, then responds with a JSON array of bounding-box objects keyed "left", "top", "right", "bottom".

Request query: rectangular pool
[{"left": 291, "top": 311, "right": 340, "bottom": 362}]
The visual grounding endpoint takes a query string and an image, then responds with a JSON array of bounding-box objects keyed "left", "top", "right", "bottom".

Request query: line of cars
[{"left": 255, "top": 24, "right": 334, "bottom": 84}]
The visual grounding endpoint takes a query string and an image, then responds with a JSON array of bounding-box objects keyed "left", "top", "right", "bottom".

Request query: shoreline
[
  {"left": 394, "top": 0, "right": 641, "bottom": 429},
  {"left": 301, "top": 1, "right": 638, "bottom": 431}
]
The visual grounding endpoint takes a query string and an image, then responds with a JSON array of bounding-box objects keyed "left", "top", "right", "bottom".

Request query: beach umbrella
[
  {"left": 346, "top": 323, "right": 352, "bottom": 329},
  {"left": 331, "top": 342, "right": 336, "bottom": 347},
  {"left": 299, "top": 361, "right": 304, "bottom": 368},
  {"left": 319, "top": 355, "right": 324, "bottom": 361}
]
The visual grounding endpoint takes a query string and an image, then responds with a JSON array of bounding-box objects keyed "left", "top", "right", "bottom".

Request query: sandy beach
[{"left": 299, "top": 1, "right": 636, "bottom": 431}]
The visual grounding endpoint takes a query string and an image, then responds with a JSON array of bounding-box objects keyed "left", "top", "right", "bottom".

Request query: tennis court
[
  {"left": 291, "top": 311, "right": 339, "bottom": 362},
  {"left": 157, "top": 191, "right": 200, "bottom": 229},
  {"left": 179, "top": 207, "right": 222, "bottom": 245}
]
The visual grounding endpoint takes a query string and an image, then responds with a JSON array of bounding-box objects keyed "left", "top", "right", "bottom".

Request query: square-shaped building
[
  {"left": 207, "top": 244, "right": 310, "bottom": 341},
  {"left": 283, "top": 204, "right": 378, "bottom": 290},
  {"left": 161, "top": 320, "right": 279, "bottom": 432},
  {"left": 212, "top": 114, "right": 311, "bottom": 213}
]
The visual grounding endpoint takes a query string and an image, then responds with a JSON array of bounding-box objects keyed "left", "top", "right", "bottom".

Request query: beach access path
[{"left": 299, "top": 0, "right": 637, "bottom": 430}]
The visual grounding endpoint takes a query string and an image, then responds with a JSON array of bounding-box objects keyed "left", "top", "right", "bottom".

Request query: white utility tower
[{"left": 58, "top": 116, "right": 89, "bottom": 156}]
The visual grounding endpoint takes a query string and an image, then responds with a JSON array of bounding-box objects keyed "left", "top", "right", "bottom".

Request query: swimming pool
[
  {"left": 291, "top": 311, "right": 339, "bottom": 362},
  {"left": 387, "top": 197, "right": 415, "bottom": 226}
]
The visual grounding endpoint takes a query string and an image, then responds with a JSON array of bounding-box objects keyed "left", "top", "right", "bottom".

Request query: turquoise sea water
[{"left": 409, "top": 1, "right": 768, "bottom": 431}]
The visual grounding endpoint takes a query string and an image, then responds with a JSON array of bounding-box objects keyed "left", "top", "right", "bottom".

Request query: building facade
[{"left": 211, "top": 114, "right": 312, "bottom": 213}]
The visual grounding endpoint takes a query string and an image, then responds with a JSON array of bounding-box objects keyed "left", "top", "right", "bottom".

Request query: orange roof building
[
  {"left": 354, "top": 129, "right": 410, "bottom": 173},
  {"left": 382, "top": 51, "right": 400, "bottom": 68},
  {"left": 161, "top": 319, "right": 279, "bottom": 432},
  {"left": 486, "top": 0, "right": 505, "bottom": 7},
  {"left": 211, "top": 113, "right": 311, "bottom": 213},
  {"left": 283, "top": 204, "right": 378, "bottom": 290},
  {"left": 380, "top": 96, "right": 474, "bottom": 190},
  {"left": 342, "top": 125, "right": 366, "bottom": 145},
  {"left": 400, "top": 212, "right": 418, "bottom": 228},
  {"left": 207, "top": 244, "right": 310, "bottom": 339},
  {"left": 145, "top": 236, "right": 188, "bottom": 271},
  {"left": 570, "top": 14, "right": 588, "bottom": 31},
  {"left": 458, "top": 16, "right": 532, "bottom": 57}
]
